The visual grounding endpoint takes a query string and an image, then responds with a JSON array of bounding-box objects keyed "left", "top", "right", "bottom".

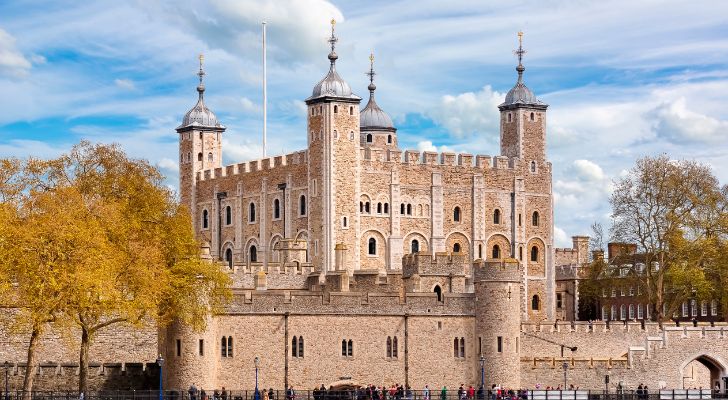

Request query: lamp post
[
  {"left": 4, "top": 361, "right": 9, "bottom": 400},
  {"left": 254, "top": 357, "right": 261, "bottom": 400},
  {"left": 156, "top": 355, "right": 164, "bottom": 400},
  {"left": 479, "top": 356, "right": 485, "bottom": 391},
  {"left": 562, "top": 362, "right": 568, "bottom": 390}
]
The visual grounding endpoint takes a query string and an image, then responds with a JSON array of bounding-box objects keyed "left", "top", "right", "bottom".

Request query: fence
[{"left": 0, "top": 390, "right": 723, "bottom": 400}]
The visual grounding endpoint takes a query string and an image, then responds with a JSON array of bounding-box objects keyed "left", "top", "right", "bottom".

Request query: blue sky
[{"left": 1, "top": 0, "right": 728, "bottom": 247}]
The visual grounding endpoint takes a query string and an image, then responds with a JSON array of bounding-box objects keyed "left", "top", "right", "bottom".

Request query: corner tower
[
  {"left": 360, "top": 53, "right": 397, "bottom": 150},
  {"left": 305, "top": 20, "right": 362, "bottom": 273},
  {"left": 498, "top": 32, "right": 548, "bottom": 165},
  {"left": 177, "top": 54, "right": 225, "bottom": 227}
]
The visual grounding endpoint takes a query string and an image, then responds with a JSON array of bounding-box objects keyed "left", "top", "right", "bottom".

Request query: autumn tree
[
  {"left": 0, "top": 142, "right": 231, "bottom": 397},
  {"left": 610, "top": 154, "right": 727, "bottom": 323}
]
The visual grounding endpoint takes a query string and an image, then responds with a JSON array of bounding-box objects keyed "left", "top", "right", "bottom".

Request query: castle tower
[
  {"left": 360, "top": 53, "right": 398, "bottom": 150},
  {"left": 305, "top": 20, "right": 362, "bottom": 273},
  {"left": 177, "top": 54, "right": 225, "bottom": 231},
  {"left": 474, "top": 259, "right": 522, "bottom": 389}
]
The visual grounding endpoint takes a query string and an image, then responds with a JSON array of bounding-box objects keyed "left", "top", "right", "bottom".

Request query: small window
[
  {"left": 530, "top": 246, "right": 539, "bottom": 262},
  {"left": 387, "top": 135, "right": 392, "bottom": 144},
  {"left": 459, "top": 337, "right": 465, "bottom": 358},
  {"left": 377, "top": 202, "right": 382, "bottom": 214},
  {"left": 292, "top": 336, "right": 298, "bottom": 357},
  {"left": 411, "top": 240, "right": 419, "bottom": 253},
  {"left": 682, "top": 302, "right": 688, "bottom": 317},
  {"left": 221, "top": 337, "right": 227, "bottom": 358},
  {"left": 333, "top": 105, "right": 338, "bottom": 113},
  {"left": 478, "top": 244, "right": 483, "bottom": 259},
  {"left": 530, "top": 112, "right": 535, "bottom": 121},
  {"left": 556, "top": 293, "right": 563, "bottom": 309},
  {"left": 453, "top": 243, "right": 461, "bottom": 253},
  {"left": 629, "top": 304, "right": 635, "bottom": 319},
  {"left": 360, "top": 202, "right": 364, "bottom": 213},
  {"left": 299, "top": 336, "right": 304, "bottom": 357},
  {"left": 453, "top": 338, "right": 459, "bottom": 357},
  {"left": 611, "top": 305, "right": 617, "bottom": 320},
  {"left": 712, "top": 300, "right": 718, "bottom": 316},
  {"left": 518, "top": 246, "right": 523, "bottom": 260},
  {"left": 400, "top": 203, "right": 405, "bottom": 215},
  {"left": 368, "top": 238, "right": 377, "bottom": 255},
  {"left": 225, "top": 248, "right": 233, "bottom": 269},
  {"left": 176, "top": 339, "right": 182, "bottom": 357},
  {"left": 299, "top": 195, "right": 307, "bottom": 216},
  {"left": 199, "top": 132, "right": 203, "bottom": 139},
  {"left": 274, "top": 199, "right": 280, "bottom": 219},
  {"left": 702, "top": 301, "right": 708, "bottom": 317},
  {"left": 342, "top": 339, "right": 353, "bottom": 357},
  {"left": 202, "top": 209, "right": 209, "bottom": 229},
  {"left": 497, "top": 336, "right": 503, "bottom": 353},
  {"left": 392, "top": 336, "right": 398, "bottom": 358},
  {"left": 530, "top": 161, "right": 537, "bottom": 173},
  {"left": 249, "top": 203, "right": 256, "bottom": 222},
  {"left": 384, "top": 203, "right": 389, "bottom": 214},
  {"left": 638, "top": 304, "right": 644, "bottom": 319},
  {"left": 348, "top": 339, "right": 353, "bottom": 357},
  {"left": 531, "top": 295, "right": 541, "bottom": 311},
  {"left": 366, "top": 134, "right": 373, "bottom": 143},
  {"left": 493, "top": 209, "right": 501, "bottom": 224},
  {"left": 532, "top": 211, "right": 539, "bottom": 226},
  {"left": 492, "top": 245, "right": 501, "bottom": 259},
  {"left": 250, "top": 246, "right": 258, "bottom": 263},
  {"left": 507, "top": 113, "right": 512, "bottom": 122},
  {"left": 602, "top": 306, "right": 609, "bottom": 321},
  {"left": 621, "top": 304, "right": 627, "bottom": 320},
  {"left": 453, "top": 206, "right": 461, "bottom": 222},
  {"left": 365, "top": 202, "right": 370, "bottom": 213},
  {"left": 518, "top": 213, "right": 522, "bottom": 226},
  {"left": 691, "top": 299, "right": 697, "bottom": 316},
  {"left": 349, "top": 106, "right": 353, "bottom": 115},
  {"left": 407, "top": 204, "right": 412, "bottom": 215},
  {"left": 227, "top": 336, "right": 233, "bottom": 357},
  {"left": 225, "top": 206, "right": 232, "bottom": 225},
  {"left": 208, "top": 152, "right": 213, "bottom": 162},
  {"left": 199, "top": 339, "right": 204, "bottom": 356},
  {"left": 198, "top": 152, "right": 203, "bottom": 161},
  {"left": 342, "top": 340, "right": 347, "bottom": 356},
  {"left": 434, "top": 285, "right": 442, "bottom": 302},
  {"left": 343, "top": 217, "right": 348, "bottom": 227}
]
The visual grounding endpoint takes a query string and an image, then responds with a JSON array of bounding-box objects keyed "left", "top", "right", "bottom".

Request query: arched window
[
  {"left": 507, "top": 113, "right": 512, "bottom": 122},
  {"left": 459, "top": 337, "right": 465, "bottom": 358},
  {"left": 360, "top": 202, "right": 364, "bottom": 213},
  {"left": 532, "top": 211, "right": 539, "bottom": 226},
  {"left": 348, "top": 339, "right": 353, "bottom": 357},
  {"left": 530, "top": 161, "right": 537, "bottom": 173},
  {"left": 221, "top": 337, "right": 228, "bottom": 357},
  {"left": 387, "top": 135, "right": 392, "bottom": 144},
  {"left": 225, "top": 248, "right": 233, "bottom": 269},
  {"left": 453, "top": 206, "right": 461, "bottom": 222},
  {"left": 366, "top": 134, "right": 373, "bottom": 143},
  {"left": 478, "top": 244, "right": 483, "bottom": 259},
  {"left": 227, "top": 336, "right": 233, "bottom": 357},
  {"left": 208, "top": 152, "right": 213, "bottom": 162},
  {"left": 493, "top": 209, "right": 501, "bottom": 224},
  {"left": 392, "top": 336, "right": 398, "bottom": 358},
  {"left": 411, "top": 240, "right": 419, "bottom": 253},
  {"left": 531, "top": 295, "right": 541, "bottom": 310},
  {"left": 333, "top": 105, "right": 338, "bottom": 113},
  {"left": 249, "top": 203, "right": 256, "bottom": 222},
  {"left": 225, "top": 206, "right": 232, "bottom": 225},
  {"left": 610, "top": 305, "right": 617, "bottom": 320},
  {"left": 629, "top": 304, "right": 635, "bottom": 319},
  {"left": 492, "top": 245, "right": 501, "bottom": 259},
  {"left": 530, "top": 246, "right": 539, "bottom": 262},
  {"left": 519, "top": 246, "right": 523, "bottom": 260},
  {"left": 274, "top": 199, "right": 280, "bottom": 219},
  {"left": 406, "top": 204, "right": 412, "bottom": 215},
  {"left": 365, "top": 202, "right": 370, "bottom": 213},
  {"left": 453, "top": 338, "right": 459, "bottom": 357},
  {"left": 384, "top": 203, "right": 389, "bottom": 214},
  {"left": 292, "top": 336, "right": 298, "bottom": 357},
  {"left": 620, "top": 304, "right": 626, "bottom": 320},
  {"left": 530, "top": 112, "right": 535, "bottom": 121},
  {"left": 417, "top": 204, "right": 422, "bottom": 216},
  {"left": 341, "top": 339, "right": 347, "bottom": 356},
  {"left": 198, "top": 152, "right": 203, "bottom": 161},
  {"left": 298, "top": 336, "right": 304, "bottom": 357},
  {"left": 349, "top": 106, "right": 353, "bottom": 115},
  {"left": 299, "top": 195, "right": 306, "bottom": 216},
  {"left": 453, "top": 243, "right": 461, "bottom": 253},
  {"left": 386, "top": 337, "right": 392, "bottom": 358},
  {"left": 368, "top": 238, "right": 376, "bottom": 255},
  {"left": 202, "top": 209, "right": 209, "bottom": 229},
  {"left": 250, "top": 246, "right": 257, "bottom": 263},
  {"left": 377, "top": 203, "right": 382, "bottom": 214},
  {"left": 400, "top": 203, "right": 405, "bottom": 215},
  {"left": 434, "top": 285, "right": 442, "bottom": 302}
]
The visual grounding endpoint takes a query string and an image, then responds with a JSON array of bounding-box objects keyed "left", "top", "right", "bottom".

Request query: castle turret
[
  {"left": 360, "top": 53, "right": 397, "bottom": 150},
  {"left": 177, "top": 54, "right": 225, "bottom": 232},
  {"left": 474, "top": 259, "right": 522, "bottom": 389},
  {"left": 305, "top": 20, "right": 362, "bottom": 273}
]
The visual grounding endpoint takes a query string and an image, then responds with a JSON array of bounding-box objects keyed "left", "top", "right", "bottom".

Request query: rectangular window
[
  {"left": 682, "top": 302, "right": 689, "bottom": 317},
  {"left": 602, "top": 306, "right": 609, "bottom": 321},
  {"left": 497, "top": 336, "right": 503, "bottom": 353},
  {"left": 176, "top": 339, "right": 181, "bottom": 357},
  {"left": 712, "top": 300, "right": 718, "bottom": 316},
  {"left": 620, "top": 288, "right": 625, "bottom": 297},
  {"left": 629, "top": 287, "right": 635, "bottom": 296},
  {"left": 628, "top": 305, "right": 635, "bottom": 319},
  {"left": 199, "top": 339, "right": 204, "bottom": 356},
  {"left": 691, "top": 299, "right": 697, "bottom": 316},
  {"left": 478, "top": 337, "right": 482, "bottom": 355},
  {"left": 556, "top": 293, "right": 563, "bottom": 309},
  {"left": 701, "top": 301, "right": 708, "bottom": 317},
  {"left": 515, "top": 337, "right": 519, "bottom": 353},
  {"left": 638, "top": 304, "right": 644, "bottom": 319},
  {"left": 602, "top": 288, "right": 607, "bottom": 298},
  {"left": 611, "top": 288, "right": 616, "bottom": 297}
]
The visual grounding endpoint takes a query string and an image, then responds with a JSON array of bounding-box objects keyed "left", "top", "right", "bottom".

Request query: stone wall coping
[
  {"left": 360, "top": 148, "right": 520, "bottom": 170},
  {"left": 197, "top": 150, "right": 308, "bottom": 182}
]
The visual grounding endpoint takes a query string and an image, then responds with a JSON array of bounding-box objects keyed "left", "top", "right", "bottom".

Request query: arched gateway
[{"left": 680, "top": 354, "right": 728, "bottom": 390}]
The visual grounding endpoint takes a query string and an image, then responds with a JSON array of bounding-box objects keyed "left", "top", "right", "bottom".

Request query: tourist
[
  {"left": 222, "top": 387, "right": 228, "bottom": 400},
  {"left": 286, "top": 386, "right": 295, "bottom": 400},
  {"left": 189, "top": 384, "right": 199, "bottom": 400},
  {"left": 424, "top": 385, "right": 431, "bottom": 400},
  {"left": 458, "top": 385, "right": 465, "bottom": 400},
  {"left": 440, "top": 386, "right": 447, "bottom": 400},
  {"left": 269, "top": 389, "right": 275, "bottom": 400},
  {"left": 263, "top": 389, "right": 269, "bottom": 400},
  {"left": 467, "top": 386, "right": 475, "bottom": 400}
]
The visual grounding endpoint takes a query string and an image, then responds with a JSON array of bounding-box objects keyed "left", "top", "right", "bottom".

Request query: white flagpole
[{"left": 262, "top": 21, "right": 267, "bottom": 158}]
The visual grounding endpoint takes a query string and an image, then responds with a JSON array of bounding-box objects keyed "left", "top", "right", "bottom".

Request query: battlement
[
  {"left": 521, "top": 320, "right": 728, "bottom": 335},
  {"left": 360, "top": 148, "right": 524, "bottom": 170},
  {"left": 197, "top": 150, "right": 308, "bottom": 182},
  {"left": 473, "top": 258, "right": 521, "bottom": 281},
  {"left": 401, "top": 251, "right": 468, "bottom": 278},
  {"left": 555, "top": 264, "right": 585, "bottom": 279}
]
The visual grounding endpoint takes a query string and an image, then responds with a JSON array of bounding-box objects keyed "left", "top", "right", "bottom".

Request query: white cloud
[
  {"left": 0, "top": 28, "right": 32, "bottom": 76},
  {"left": 416, "top": 140, "right": 456, "bottom": 154},
  {"left": 427, "top": 85, "right": 504, "bottom": 138},
  {"left": 114, "top": 78, "right": 136, "bottom": 90},
  {"left": 554, "top": 226, "right": 571, "bottom": 248},
  {"left": 157, "top": 157, "right": 179, "bottom": 172},
  {"left": 648, "top": 97, "right": 728, "bottom": 144}
]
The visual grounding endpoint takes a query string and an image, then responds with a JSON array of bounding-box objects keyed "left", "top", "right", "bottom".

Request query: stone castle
[{"left": 3, "top": 26, "right": 728, "bottom": 393}]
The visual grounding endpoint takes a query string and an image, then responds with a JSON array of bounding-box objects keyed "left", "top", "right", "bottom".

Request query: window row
[
  {"left": 360, "top": 201, "right": 389, "bottom": 214},
  {"left": 680, "top": 300, "right": 718, "bottom": 318},
  {"left": 310, "top": 105, "right": 355, "bottom": 116},
  {"left": 603, "top": 286, "right": 642, "bottom": 298},
  {"left": 453, "top": 337, "right": 466, "bottom": 358},
  {"left": 603, "top": 304, "right": 652, "bottom": 321},
  {"left": 201, "top": 196, "right": 307, "bottom": 229},
  {"left": 365, "top": 133, "right": 393, "bottom": 144},
  {"left": 180, "top": 152, "right": 215, "bottom": 164}
]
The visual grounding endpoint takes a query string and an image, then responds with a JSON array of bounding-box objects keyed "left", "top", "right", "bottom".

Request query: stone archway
[{"left": 680, "top": 354, "right": 728, "bottom": 390}]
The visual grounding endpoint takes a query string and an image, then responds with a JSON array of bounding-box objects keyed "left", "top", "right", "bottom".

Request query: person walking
[
  {"left": 189, "top": 384, "right": 199, "bottom": 400},
  {"left": 423, "top": 385, "right": 430, "bottom": 400},
  {"left": 440, "top": 387, "right": 447, "bottom": 400}
]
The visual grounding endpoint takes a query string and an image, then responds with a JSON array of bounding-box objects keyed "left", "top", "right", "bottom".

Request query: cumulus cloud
[
  {"left": 157, "top": 157, "right": 179, "bottom": 172},
  {"left": 0, "top": 28, "right": 32, "bottom": 76},
  {"left": 416, "top": 140, "right": 456, "bottom": 154},
  {"left": 427, "top": 85, "right": 504, "bottom": 138},
  {"left": 553, "top": 226, "right": 571, "bottom": 248},
  {"left": 114, "top": 78, "right": 136, "bottom": 90},
  {"left": 648, "top": 97, "right": 728, "bottom": 144}
]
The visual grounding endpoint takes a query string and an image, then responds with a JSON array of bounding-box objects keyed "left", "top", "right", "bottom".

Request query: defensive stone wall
[{"left": 196, "top": 150, "right": 308, "bottom": 183}]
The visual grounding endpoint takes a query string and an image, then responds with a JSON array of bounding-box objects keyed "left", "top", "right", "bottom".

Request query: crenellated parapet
[
  {"left": 196, "top": 150, "right": 308, "bottom": 182},
  {"left": 401, "top": 251, "right": 468, "bottom": 278}
]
